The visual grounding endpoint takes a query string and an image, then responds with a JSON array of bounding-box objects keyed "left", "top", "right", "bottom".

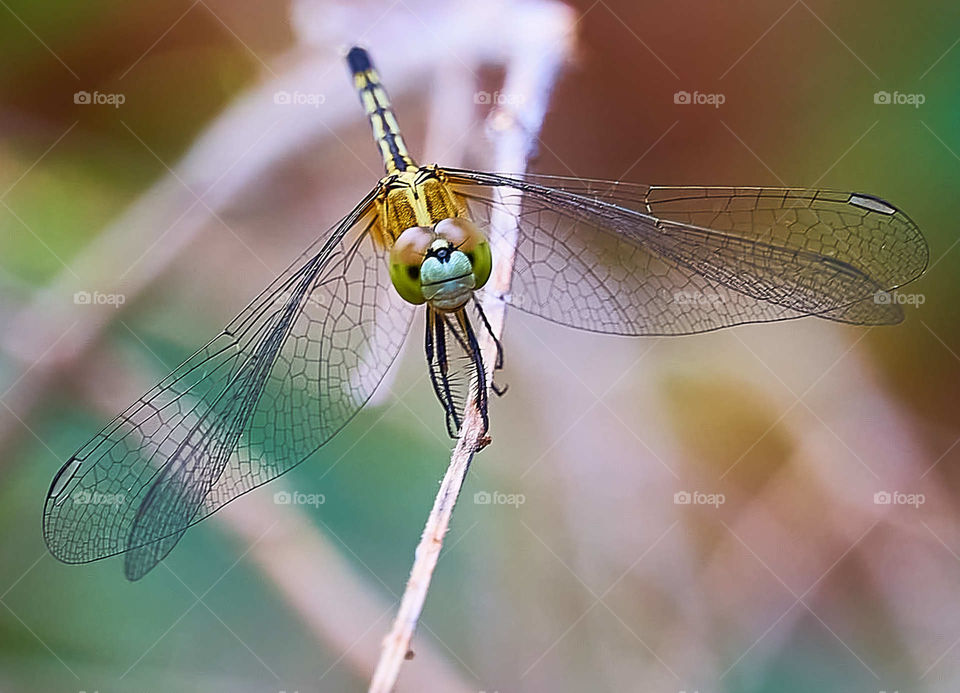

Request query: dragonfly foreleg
[
  {"left": 425, "top": 308, "right": 462, "bottom": 437},
  {"left": 472, "top": 298, "right": 508, "bottom": 397},
  {"left": 453, "top": 310, "right": 489, "bottom": 434},
  {"left": 472, "top": 297, "right": 504, "bottom": 369}
]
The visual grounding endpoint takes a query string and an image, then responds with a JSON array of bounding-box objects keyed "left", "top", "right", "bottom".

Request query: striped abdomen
[{"left": 347, "top": 47, "right": 417, "bottom": 175}]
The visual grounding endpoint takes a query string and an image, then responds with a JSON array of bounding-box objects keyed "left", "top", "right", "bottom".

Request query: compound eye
[
  {"left": 389, "top": 226, "right": 435, "bottom": 304},
  {"left": 434, "top": 217, "right": 482, "bottom": 248},
  {"left": 435, "top": 217, "right": 492, "bottom": 288}
]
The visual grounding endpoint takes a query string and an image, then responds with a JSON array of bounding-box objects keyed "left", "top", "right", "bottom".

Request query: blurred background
[{"left": 1, "top": 0, "right": 958, "bottom": 691}]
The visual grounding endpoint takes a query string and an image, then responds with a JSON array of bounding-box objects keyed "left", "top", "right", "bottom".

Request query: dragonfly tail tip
[{"left": 346, "top": 46, "right": 372, "bottom": 74}]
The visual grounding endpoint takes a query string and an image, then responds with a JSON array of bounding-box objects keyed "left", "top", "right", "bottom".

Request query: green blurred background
[{"left": 1, "top": 1, "right": 958, "bottom": 691}]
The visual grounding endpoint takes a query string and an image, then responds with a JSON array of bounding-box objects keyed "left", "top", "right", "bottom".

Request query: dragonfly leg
[
  {"left": 425, "top": 308, "right": 461, "bottom": 437},
  {"left": 455, "top": 310, "right": 489, "bottom": 434},
  {"left": 472, "top": 297, "right": 504, "bottom": 369},
  {"left": 473, "top": 297, "right": 508, "bottom": 397},
  {"left": 425, "top": 306, "right": 493, "bottom": 437}
]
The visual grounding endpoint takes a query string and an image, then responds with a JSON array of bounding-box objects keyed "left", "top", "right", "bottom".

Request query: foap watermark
[
  {"left": 473, "top": 490, "right": 525, "bottom": 507},
  {"left": 273, "top": 90, "right": 326, "bottom": 108},
  {"left": 674, "top": 90, "right": 725, "bottom": 108},
  {"left": 873, "top": 90, "right": 924, "bottom": 108},
  {"left": 873, "top": 290, "right": 925, "bottom": 307},
  {"left": 273, "top": 289, "right": 325, "bottom": 310},
  {"left": 74, "top": 90, "right": 125, "bottom": 108},
  {"left": 474, "top": 90, "right": 525, "bottom": 106},
  {"left": 74, "top": 491, "right": 125, "bottom": 506},
  {"left": 671, "top": 290, "right": 726, "bottom": 306},
  {"left": 674, "top": 490, "right": 725, "bottom": 508},
  {"left": 274, "top": 490, "right": 325, "bottom": 507},
  {"left": 74, "top": 290, "right": 125, "bottom": 308},
  {"left": 874, "top": 491, "right": 925, "bottom": 508}
]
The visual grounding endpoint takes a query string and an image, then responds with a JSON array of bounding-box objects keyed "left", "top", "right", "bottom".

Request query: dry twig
[{"left": 368, "top": 6, "right": 576, "bottom": 688}]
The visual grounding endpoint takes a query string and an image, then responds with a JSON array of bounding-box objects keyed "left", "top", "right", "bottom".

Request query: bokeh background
[{"left": 1, "top": 0, "right": 958, "bottom": 691}]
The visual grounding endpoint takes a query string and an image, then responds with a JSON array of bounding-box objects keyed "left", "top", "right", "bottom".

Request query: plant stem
[{"left": 368, "top": 6, "right": 574, "bottom": 688}]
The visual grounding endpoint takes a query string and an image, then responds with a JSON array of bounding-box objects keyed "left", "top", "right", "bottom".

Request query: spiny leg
[
  {"left": 424, "top": 306, "right": 438, "bottom": 395},
  {"left": 472, "top": 297, "right": 508, "bottom": 397},
  {"left": 454, "top": 310, "right": 489, "bottom": 434},
  {"left": 434, "top": 309, "right": 462, "bottom": 437},
  {"left": 472, "top": 297, "right": 504, "bottom": 369},
  {"left": 425, "top": 308, "right": 460, "bottom": 437}
]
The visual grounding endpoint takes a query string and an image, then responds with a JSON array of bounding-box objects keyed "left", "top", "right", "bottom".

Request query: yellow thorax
[{"left": 371, "top": 167, "right": 469, "bottom": 250}]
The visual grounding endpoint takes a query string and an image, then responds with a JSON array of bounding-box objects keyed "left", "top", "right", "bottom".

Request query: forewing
[
  {"left": 43, "top": 188, "right": 415, "bottom": 578},
  {"left": 446, "top": 170, "right": 928, "bottom": 335}
]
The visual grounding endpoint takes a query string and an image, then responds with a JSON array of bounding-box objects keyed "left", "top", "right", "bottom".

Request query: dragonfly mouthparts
[
  {"left": 421, "top": 271, "right": 472, "bottom": 287},
  {"left": 427, "top": 244, "right": 454, "bottom": 262}
]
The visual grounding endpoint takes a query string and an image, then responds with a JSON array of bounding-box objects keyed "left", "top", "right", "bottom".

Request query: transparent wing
[
  {"left": 43, "top": 188, "right": 415, "bottom": 578},
  {"left": 446, "top": 169, "right": 928, "bottom": 335}
]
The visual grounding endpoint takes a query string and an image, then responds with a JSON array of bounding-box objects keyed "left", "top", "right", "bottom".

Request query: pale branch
[{"left": 368, "top": 6, "right": 576, "bottom": 690}]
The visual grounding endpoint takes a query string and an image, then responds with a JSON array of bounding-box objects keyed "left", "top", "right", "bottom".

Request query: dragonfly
[{"left": 43, "top": 46, "right": 928, "bottom": 580}]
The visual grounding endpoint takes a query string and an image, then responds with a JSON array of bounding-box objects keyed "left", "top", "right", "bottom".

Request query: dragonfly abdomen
[{"left": 348, "top": 47, "right": 417, "bottom": 175}]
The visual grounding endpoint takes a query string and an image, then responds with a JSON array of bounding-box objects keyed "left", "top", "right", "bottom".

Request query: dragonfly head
[
  {"left": 419, "top": 239, "right": 476, "bottom": 311},
  {"left": 389, "top": 217, "right": 492, "bottom": 311}
]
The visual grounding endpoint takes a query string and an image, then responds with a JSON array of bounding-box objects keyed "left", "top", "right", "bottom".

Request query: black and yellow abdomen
[{"left": 347, "top": 47, "right": 417, "bottom": 176}]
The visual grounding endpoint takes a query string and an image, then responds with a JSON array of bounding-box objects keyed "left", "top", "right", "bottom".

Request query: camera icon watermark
[
  {"left": 873, "top": 90, "right": 924, "bottom": 108},
  {"left": 873, "top": 490, "right": 925, "bottom": 508},
  {"left": 674, "top": 90, "right": 725, "bottom": 108},
  {"left": 473, "top": 490, "right": 525, "bottom": 507},
  {"left": 273, "top": 90, "right": 326, "bottom": 108},
  {"left": 474, "top": 90, "right": 525, "bottom": 106},
  {"left": 74, "top": 90, "right": 125, "bottom": 108},
  {"left": 273, "top": 490, "right": 325, "bottom": 507},
  {"left": 873, "top": 290, "right": 925, "bottom": 306},
  {"left": 73, "top": 290, "right": 126, "bottom": 308},
  {"left": 674, "top": 490, "right": 725, "bottom": 508}
]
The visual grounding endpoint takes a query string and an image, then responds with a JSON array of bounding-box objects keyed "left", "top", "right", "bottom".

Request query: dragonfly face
[
  {"left": 421, "top": 237, "right": 475, "bottom": 310},
  {"left": 388, "top": 217, "right": 492, "bottom": 311}
]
